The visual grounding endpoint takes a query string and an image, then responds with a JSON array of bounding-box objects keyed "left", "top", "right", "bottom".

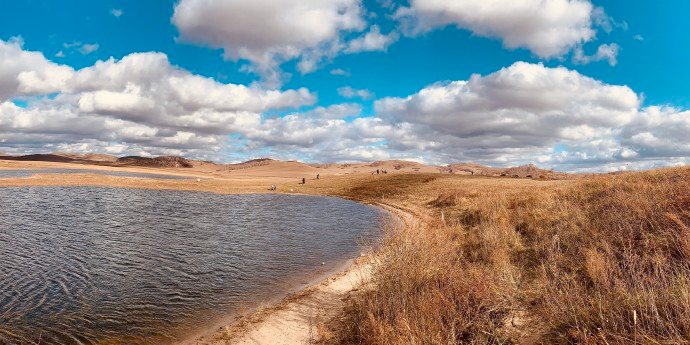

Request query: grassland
[{"left": 319, "top": 168, "right": 690, "bottom": 345}]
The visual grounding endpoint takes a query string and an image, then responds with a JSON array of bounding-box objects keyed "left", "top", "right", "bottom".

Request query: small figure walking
[
  {"left": 377, "top": 169, "right": 380, "bottom": 175},
  {"left": 302, "top": 177, "right": 306, "bottom": 184},
  {"left": 317, "top": 174, "right": 320, "bottom": 179}
]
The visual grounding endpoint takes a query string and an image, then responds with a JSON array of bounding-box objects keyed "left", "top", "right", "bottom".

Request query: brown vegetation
[
  {"left": 223, "top": 158, "right": 275, "bottom": 170},
  {"left": 115, "top": 155, "right": 194, "bottom": 168},
  {"left": 323, "top": 168, "right": 690, "bottom": 345}
]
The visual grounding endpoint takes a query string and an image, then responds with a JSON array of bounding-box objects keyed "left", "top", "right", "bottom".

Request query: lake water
[
  {"left": 0, "top": 169, "right": 194, "bottom": 180},
  {"left": 0, "top": 187, "right": 384, "bottom": 345}
]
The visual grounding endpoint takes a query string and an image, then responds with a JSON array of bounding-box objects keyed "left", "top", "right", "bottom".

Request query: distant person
[
  {"left": 302, "top": 177, "right": 305, "bottom": 184},
  {"left": 317, "top": 174, "right": 320, "bottom": 179},
  {"left": 377, "top": 169, "right": 380, "bottom": 175}
]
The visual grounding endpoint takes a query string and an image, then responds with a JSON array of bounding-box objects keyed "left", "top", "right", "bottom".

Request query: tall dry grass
[{"left": 326, "top": 168, "right": 690, "bottom": 344}]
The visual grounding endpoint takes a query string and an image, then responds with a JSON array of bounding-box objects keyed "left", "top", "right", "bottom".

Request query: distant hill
[
  {"left": 445, "top": 163, "right": 570, "bottom": 179},
  {"left": 0, "top": 153, "right": 194, "bottom": 168},
  {"left": 223, "top": 158, "right": 274, "bottom": 171},
  {"left": 52, "top": 152, "right": 119, "bottom": 162},
  {"left": 0, "top": 153, "right": 76, "bottom": 163},
  {"left": 0, "top": 152, "right": 572, "bottom": 178},
  {"left": 115, "top": 156, "right": 194, "bottom": 168}
]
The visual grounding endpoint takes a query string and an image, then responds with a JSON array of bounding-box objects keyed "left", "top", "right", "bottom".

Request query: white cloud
[
  {"left": 330, "top": 68, "right": 351, "bottom": 77},
  {"left": 62, "top": 41, "right": 100, "bottom": 55},
  {"left": 0, "top": 38, "right": 74, "bottom": 100},
  {"left": 338, "top": 86, "right": 373, "bottom": 100},
  {"left": 110, "top": 9, "right": 124, "bottom": 18},
  {"left": 345, "top": 25, "right": 399, "bottom": 53},
  {"left": 0, "top": 40, "right": 316, "bottom": 159},
  {"left": 373, "top": 61, "right": 644, "bottom": 166},
  {"left": 305, "top": 103, "right": 362, "bottom": 119},
  {"left": 172, "top": 0, "right": 367, "bottom": 85},
  {"left": 395, "top": 0, "right": 606, "bottom": 59},
  {"left": 634, "top": 35, "right": 644, "bottom": 41},
  {"left": 573, "top": 43, "right": 620, "bottom": 66},
  {"left": 78, "top": 44, "right": 99, "bottom": 55},
  {"left": 4, "top": 40, "right": 690, "bottom": 171},
  {"left": 592, "top": 6, "right": 627, "bottom": 33},
  {"left": 621, "top": 106, "right": 690, "bottom": 158},
  {"left": 55, "top": 51, "right": 65, "bottom": 58}
]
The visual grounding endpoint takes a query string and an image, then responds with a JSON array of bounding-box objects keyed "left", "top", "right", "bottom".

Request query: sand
[
  {"left": 191, "top": 258, "right": 372, "bottom": 345},
  {"left": 0, "top": 158, "right": 418, "bottom": 345}
]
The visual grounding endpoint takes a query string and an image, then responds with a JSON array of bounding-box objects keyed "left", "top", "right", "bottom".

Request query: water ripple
[{"left": 0, "top": 187, "right": 384, "bottom": 345}]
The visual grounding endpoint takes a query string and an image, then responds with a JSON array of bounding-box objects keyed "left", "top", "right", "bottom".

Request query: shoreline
[
  {"left": 187, "top": 203, "right": 406, "bottom": 345},
  {"left": 179, "top": 257, "right": 359, "bottom": 345},
  {"left": 187, "top": 257, "right": 371, "bottom": 345}
]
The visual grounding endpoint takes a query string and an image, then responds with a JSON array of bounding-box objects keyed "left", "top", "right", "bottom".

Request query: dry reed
[{"left": 324, "top": 168, "right": 690, "bottom": 345}]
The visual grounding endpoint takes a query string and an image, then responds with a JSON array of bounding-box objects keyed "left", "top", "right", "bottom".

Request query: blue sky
[{"left": 1, "top": 0, "right": 689, "bottom": 171}]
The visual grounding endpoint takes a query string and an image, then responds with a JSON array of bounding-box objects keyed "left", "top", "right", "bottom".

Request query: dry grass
[{"left": 323, "top": 168, "right": 690, "bottom": 345}]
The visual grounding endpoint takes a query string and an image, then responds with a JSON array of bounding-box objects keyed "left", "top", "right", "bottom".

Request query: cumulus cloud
[
  {"left": 395, "top": 0, "right": 606, "bottom": 59},
  {"left": 0, "top": 40, "right": 316, "bottom": 159},
  {"left": 305, "top": 103, "right": 362, "bottom": 119},
  {"left": 0, "top": 38, "right": 74, "bottom": 100},
  {"left": 376, "top": 61, "right": 638, "bottom": 144},
  {"left": 367, "top": 62, "right": 690, "bottom": 170},
  {"left": 345, "top": 25, "right": 399, "bottom": 53},
  {"left": 4, "top": 39, "right": 690, "bottom": 171},
  {"left": 337, "top": 86, "right": 373, "bottom": 100},
  {"left": 373, "top": 62, "right": 641, "bottom": 166},
  {"left": 172, "top": 0, "right": 367, "bottom": 84},
  {"left": 573, "top": 43, "right": 620, "bottom": 66}
]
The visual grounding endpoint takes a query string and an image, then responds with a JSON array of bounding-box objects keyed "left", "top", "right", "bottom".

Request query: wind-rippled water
[
  {"left": 0, "top": 169, "right": 193, "bottom": 179},
  {"left": 0, "top": 187, "right": 383, "bottom": 345}
]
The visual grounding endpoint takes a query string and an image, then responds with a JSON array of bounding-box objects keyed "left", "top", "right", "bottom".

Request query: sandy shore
[
  {"left": 188, "top": 203, "right": 410, "bottom": 345},
  {"left": 189, "top": 257, "right": 372, "bottom": 345},
  {"left": 0, "top": 159, "right": 412, "bottom": 345}
]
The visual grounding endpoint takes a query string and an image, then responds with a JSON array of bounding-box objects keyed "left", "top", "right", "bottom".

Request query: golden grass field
[
  {"left": 1, "top": 158, "right": 689, "bottom": 344},
  {"left": 323, "top": 169, "right": 690, "bottom": 345}
]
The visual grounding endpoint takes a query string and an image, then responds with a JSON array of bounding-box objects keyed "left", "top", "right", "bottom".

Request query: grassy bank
[{"left": 323, "top": 168, "right": 690, "bottom": 344}]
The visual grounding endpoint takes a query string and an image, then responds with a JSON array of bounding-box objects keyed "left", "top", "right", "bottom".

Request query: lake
[{"left": 0, "top": 187, "right": 384, "bottom": 344}]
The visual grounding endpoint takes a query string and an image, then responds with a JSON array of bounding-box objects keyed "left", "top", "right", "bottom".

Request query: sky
[{"left": 1, "top": 0, "right": 690, "bottom": 172}]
